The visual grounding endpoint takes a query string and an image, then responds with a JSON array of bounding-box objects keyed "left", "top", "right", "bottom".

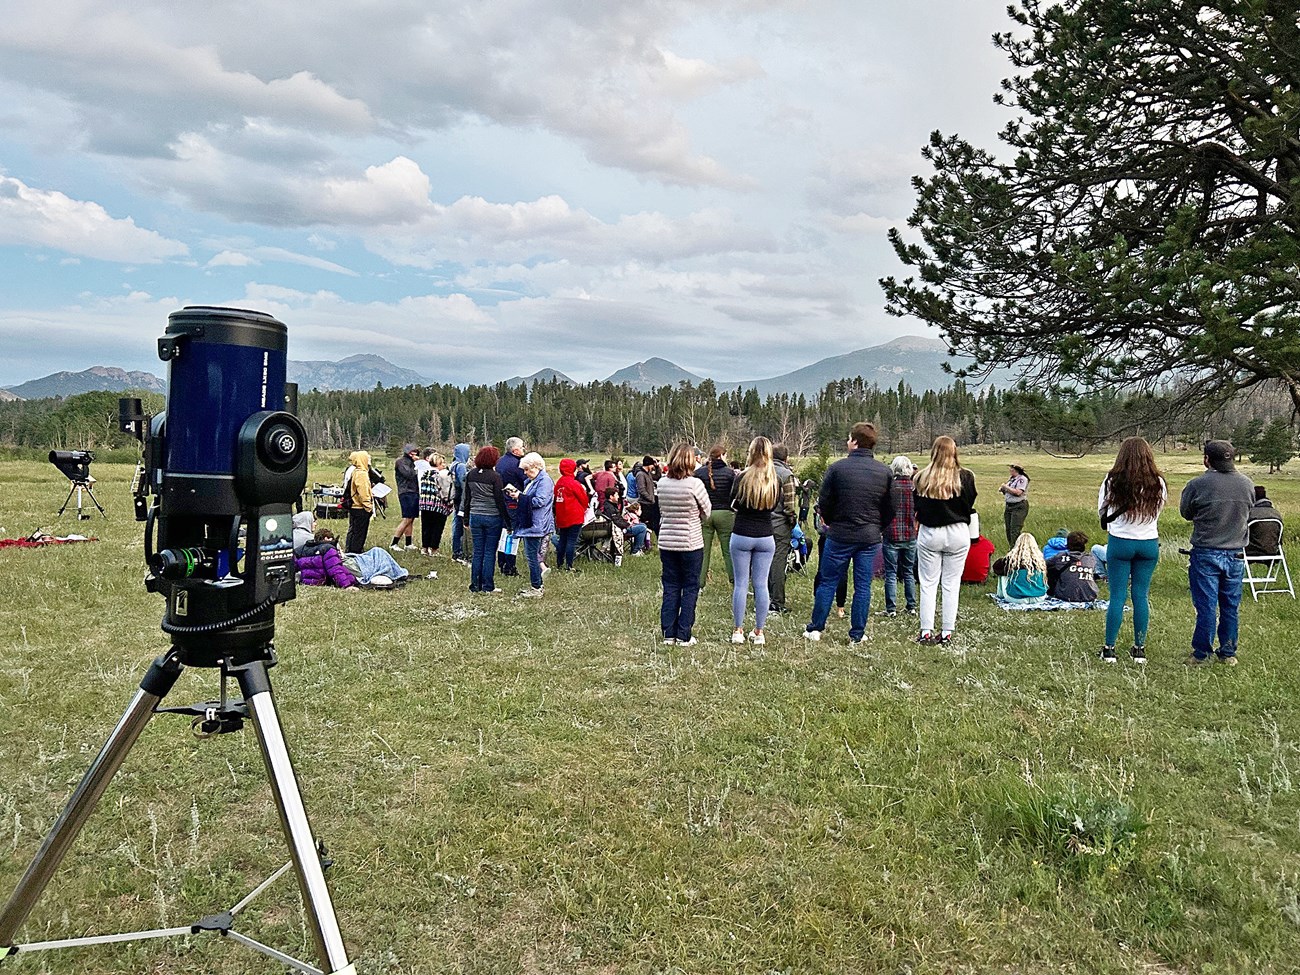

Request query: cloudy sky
[{"left": 0, "top": 0, "right": 1013, "bottom": 387}]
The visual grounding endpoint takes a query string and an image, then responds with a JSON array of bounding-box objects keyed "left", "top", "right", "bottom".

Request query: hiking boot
[
  {"left": 1129, "top": 645, "right": 1146, "bottom": 665},
  {"left": 1217, "top": 654, "right": 1238, "bottom": 667},
  {"left": 1183, "top": 653, "right": 1212, "bottom": 667},
  {"left": 1100, "top": 645, "right": 1117, "bottom": 664},
  {"left": 803, "top": 629, "right": 822, "bottom": 642}
]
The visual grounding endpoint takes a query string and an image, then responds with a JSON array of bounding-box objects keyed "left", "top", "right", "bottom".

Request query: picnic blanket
[
  {"left": 989, "top": 593, "right": 1110, "bottom": 612},
  {"left": 0, "top": 532, "right": 98, "bottom": 550}
]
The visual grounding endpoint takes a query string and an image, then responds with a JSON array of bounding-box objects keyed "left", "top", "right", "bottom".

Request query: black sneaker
[
  {"left": 917, "top": 632, "right": 936, "bottom": 646},
  {"left": 877, "top": 610, "right": 897, "bottom": 618},
  {"left": 1129, "top": 645, "right": 1146, "bottom": 665},
  {"left": 938, "top": 633, "right": 954, "bottom": 647},
  {"left": 1099, "top": 646, "right": 1118, "bottom": 664}
]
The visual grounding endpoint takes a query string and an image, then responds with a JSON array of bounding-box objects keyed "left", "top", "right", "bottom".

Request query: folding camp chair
[
  {"left": 1242, "top": 516, "right": 1293, "bottom": 600},
  {"left": 577, "top": 518, "right": 616, "bottom": 563}
]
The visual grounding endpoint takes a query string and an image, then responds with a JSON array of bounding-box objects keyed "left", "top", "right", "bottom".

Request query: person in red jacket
[{"left": 554, "top": 458, "right": 591, "bottom": 571}]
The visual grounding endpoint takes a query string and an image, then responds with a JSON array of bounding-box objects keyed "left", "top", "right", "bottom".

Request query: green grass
[{"left": 2, "top": 453, "right": 1300, "bottom": 973}]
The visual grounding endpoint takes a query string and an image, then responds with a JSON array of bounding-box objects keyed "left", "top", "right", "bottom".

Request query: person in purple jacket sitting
[{"left": 296, "top": 526, "right": 360, "bottom": 590}]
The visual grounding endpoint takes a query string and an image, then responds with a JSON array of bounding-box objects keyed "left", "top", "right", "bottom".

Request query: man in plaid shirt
[{"left": 881, "top": 455, "right": 918, "bottom": 616}]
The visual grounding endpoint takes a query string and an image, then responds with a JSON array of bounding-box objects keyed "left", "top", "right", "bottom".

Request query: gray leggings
[{"left": 730, "top": 533, "right": 776, "bottom": 629}]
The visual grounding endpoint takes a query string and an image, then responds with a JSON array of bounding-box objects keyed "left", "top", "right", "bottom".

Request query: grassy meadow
[{"left": 2, "top": 451, "right": 1300, "bottom": 974}]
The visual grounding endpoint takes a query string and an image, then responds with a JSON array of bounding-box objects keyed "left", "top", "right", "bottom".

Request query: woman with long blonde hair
[
  {"left": 728, "top": 437, "right": 780, "bottom": 644},
  {"left": 994, "top": 532, "right": 1048, "bottom": 602},
  {"left": 913, "top": 436, "right": 978, "bottom": 645}
]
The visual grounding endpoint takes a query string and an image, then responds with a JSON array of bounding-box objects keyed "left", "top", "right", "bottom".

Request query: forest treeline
[{"left": 0, "top": 377, "right": 1292, "bottom": 465}]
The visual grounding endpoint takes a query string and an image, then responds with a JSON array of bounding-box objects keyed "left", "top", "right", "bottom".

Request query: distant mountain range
[
  {"left": 288, "top": 354, "right": 427, "bottom": 392},
  {"left": 3, "top": 355, "right": 430, "bottom": 400},
  {"left": 3, "top": 335, "right": 1017, "bottom": 402},
  {"left": 3, "top": 366, "right": 167, "bottom": 401},
  {"left": 504, "top": 368, "right": 576, "bottom": 387},
  {"left": 589, "top": 336, "right": 1016, "bottom": 396}
]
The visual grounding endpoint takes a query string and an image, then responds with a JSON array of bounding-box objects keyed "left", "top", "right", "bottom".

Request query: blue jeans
[
  {"left": 808, "top": 538, "right": 879, "bottom": 641},
  {"left": 730, "top": 534, "right": 776, "bottom": 629},
  {"left": 556, "top": 524, "right": 582, "bottom": 569},
  {"left": 882, "top": 540, "right": 917, "bottom": 613},
  {"left": 627, "top": 523, "right": 649, "bottom": 553},
  {"left": 524, "top": 535, "right": 545, "bottom": 589},
  {"left": 1188, "top": 548, "right": 1244, "bottom": 659},
  {"left": 1105, "top": 536, "right": 1159, "bottom": 647},
  {"left": 452, "top": 512, "right": 468, "bottom": 560},
  {"left": 660, "top": 548, "right": 703, "bottom": 641},
  {"left": 468, "top": 515, "right": 502, "bottom": 591}
]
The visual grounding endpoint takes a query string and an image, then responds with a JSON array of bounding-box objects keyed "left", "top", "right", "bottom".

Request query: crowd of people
[{"left": 315, "top": 426, "right": 1283, "bottom": 665}]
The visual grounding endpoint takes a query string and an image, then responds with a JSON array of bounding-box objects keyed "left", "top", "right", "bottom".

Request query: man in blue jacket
[
  {"left": 497, "top": 437, "right": 526, "bottom": 576},
  {"left": 804, "top": 422, "right": 894, "bottom": 645}
]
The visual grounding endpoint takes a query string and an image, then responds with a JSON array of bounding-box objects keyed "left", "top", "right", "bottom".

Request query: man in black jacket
[
  {"left": 391, "top": 443, "right": 420, "bottom": 551},
  {"left": 804, "top": 422, "right": 894, "bottom": 644}
]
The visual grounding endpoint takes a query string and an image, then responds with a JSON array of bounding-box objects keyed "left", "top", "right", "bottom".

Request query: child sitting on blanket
[
  {"left": 1046, "top": 530, "right": 1099, "bottom": 603},
  {"left": 993, "top": 533, "right": 1048, "bottom": 603}
]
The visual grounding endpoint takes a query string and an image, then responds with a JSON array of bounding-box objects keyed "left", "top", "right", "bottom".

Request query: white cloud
[
  {"left": 0, "top": 174, "right": 188, "bottom": 262},
  {"left": 207, "top": 250, "right": 256, "bottom": 267}
]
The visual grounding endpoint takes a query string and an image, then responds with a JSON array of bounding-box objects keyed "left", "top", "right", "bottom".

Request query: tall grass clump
[{"left": 993, "top": 779, "right": 1146, "bottom": 880}]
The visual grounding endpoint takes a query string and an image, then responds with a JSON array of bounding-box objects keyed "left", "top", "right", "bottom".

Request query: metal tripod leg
[
  {"left": 232, "top": 660, "right": 353, "bottom": 975},
  {"left": 55, "top": 482, "right": 76, "bottom": 516},
  {"left": 0, "top": 652, "right": 184, "bottom": 947}
]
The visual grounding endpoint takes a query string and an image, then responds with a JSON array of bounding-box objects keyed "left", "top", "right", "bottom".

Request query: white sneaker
[
  {"left": 730, "top": 630, "right": 745, "bottom": 644},
  {"left": 663, "top": 637, "right": 677, "bottom": 645},
  {"left": 390, "top": 543, "right": 403, "bottom": 551},
  {"left": 677, "top": 636, "right": 698, "bottom": 647},
  {"left": 541, "top": 565, "right": 551, "bottom": 578},
  {"left": 405, "top": 544, "right": 418, "bottom": 551},
  {"left": 749, "top": 631, "right": 765, "bottom": 646},
  {"left": 519, "top": 587, "right": 544, "bottom": 598},
  {"left": 803, "top": 629, "right": 821, "bottom": 642}
]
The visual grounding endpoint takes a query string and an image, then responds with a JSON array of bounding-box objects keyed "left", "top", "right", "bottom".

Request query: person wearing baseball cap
[{"left": 1179, "top": 439, "right": 1256, "bottom": 666}]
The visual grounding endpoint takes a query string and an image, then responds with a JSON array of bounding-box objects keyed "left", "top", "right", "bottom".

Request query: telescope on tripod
[
  {"left": 1, "top": 307, "right": 355, "bottom": 975},
  {"left": 49, "top": 449, "right": 105, "bottom": 519}
]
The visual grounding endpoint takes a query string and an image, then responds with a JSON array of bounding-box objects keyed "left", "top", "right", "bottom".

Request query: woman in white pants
[{"left": 912, "top": 436, "right": 978, "bottom": 645}]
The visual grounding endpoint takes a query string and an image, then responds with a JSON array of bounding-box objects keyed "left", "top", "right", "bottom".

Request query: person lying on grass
[{"left": 296, "top": 526, "right": 360, "bottom": 591}]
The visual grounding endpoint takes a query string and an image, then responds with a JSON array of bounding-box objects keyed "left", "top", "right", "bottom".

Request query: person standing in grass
[
  {"left": 767, "top": 444, "right": 800, "bottom": 614},
  {"left": 391, "top": 443, "right": 420, "bottom": 551},
  {"left": 636, "top": 456, "right": 661, "bottom": 541},
  {"left": 913, "top": 436, "right": 977, "bottom": 646},
  {"left": 343, "top": 449, "right": 374, "bottom": 555},
  {"left": 1180, "top": 439, "right": 1255, "bottom": 667},
  {"left": 1097, "top": 436, "right": 1167, "bottom": 664},
  {"left": 695, "top": 445, "right": 737, "bottom": 588},
  {"left": 462, "top": 446, "right": 509, "bottom": 594},
  {"left": 510, "top": 453, "right": 555, "bottom": 597},
  {"left": 880, "top": 455, "right": 919, "bottom": 617},
  {"left": 999, "top": 463, "right": 1030, "bottom": 545},
  {"left": 655, "top": 443, "right": 711, "bottom": 646},
  {"left": 729, "top": 437, "right": 780, "bottom": 646},
  {"left": 553, "top": 458, "right": 590, "bottom": 571},
  {"left": 803, "top": 422, "right": 894, "bottom": 645}
]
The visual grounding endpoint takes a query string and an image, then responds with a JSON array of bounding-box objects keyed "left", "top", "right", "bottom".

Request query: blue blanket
[
  {"left": 349, "top": 547, "right": 410, "bottom": 585},
  {"left": 989, "top": 593, "right": 1110, "bottom": 612}
]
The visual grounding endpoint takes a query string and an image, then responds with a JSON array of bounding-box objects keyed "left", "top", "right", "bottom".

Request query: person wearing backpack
[
  {"left": 449, "top": 442, "right": 472, "bottom": 565},
  {"left": 418, "top": 450, "right": 455, "bottom": 556}
]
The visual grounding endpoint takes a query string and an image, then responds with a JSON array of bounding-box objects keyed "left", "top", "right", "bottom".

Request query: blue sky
[{"left": 0, "top": 0, "right": 1012, "bottom": 387}]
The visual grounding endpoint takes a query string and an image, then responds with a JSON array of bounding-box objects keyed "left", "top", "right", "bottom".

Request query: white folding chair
[{"left": 1242, "top": 517, "right": 1294, "bottom": 601}]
